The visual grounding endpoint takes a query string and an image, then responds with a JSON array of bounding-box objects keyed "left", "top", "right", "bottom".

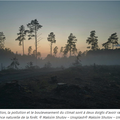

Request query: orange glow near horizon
[
  {"left": 0, "top": 1, "right": 120, "bottom": 59},
  {"left": 5, "top": 33, "right": 104, "bottom": 59}
]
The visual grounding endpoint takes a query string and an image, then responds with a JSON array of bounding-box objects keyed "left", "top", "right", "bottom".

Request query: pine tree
[
  {"left": 86, "top": 30, "right": 99, "bottom": 50},
  {"left": 47, "top": 32, "right": 56, "bottom": 55}
]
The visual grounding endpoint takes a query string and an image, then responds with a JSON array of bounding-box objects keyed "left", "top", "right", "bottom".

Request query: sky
[{"left": 0, "top": 1, "right": 120, "bottom": 58}]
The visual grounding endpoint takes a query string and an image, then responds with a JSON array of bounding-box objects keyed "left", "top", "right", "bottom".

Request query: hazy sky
[{"left": 0, "top": 1, "right": 120, "bottom": 58}]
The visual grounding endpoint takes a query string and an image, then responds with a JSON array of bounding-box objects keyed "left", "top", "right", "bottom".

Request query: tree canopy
[
  {"left": 8, "top": 57, "right": 20, "bottom": 69},
  {"left": 0, "top": 32, "right": 5, "bottom": 49},
  {"left": 16, "top": 25, "right": 27, "bottom": 55},
  {"left": 102, "top": 41, "right": 110, "bottom": 49},
  {"left": 63, "top": 33, "right": 77, "bottom": 56},
  {"left": 47, "top": 32, "right": 56, "bottom": 55},
  {"left": 27, "top": 19, "right": 42, "bottom": 60},
  {"left": 108, "top": 33, "right": 118, "bottom": 49},
  {"left": 86, "top": 30, "right": 99, "bottom": 50},
  {"left": 53, "top": 46, "right": 58, "bottom": 56},
  {"left": 28, "top": 46, "right": 32, "bottom": 55}
]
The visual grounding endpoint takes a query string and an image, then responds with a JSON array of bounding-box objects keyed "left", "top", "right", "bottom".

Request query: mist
[
  {"left": 0, "top": 1, "right": 120, "bottom": 109},
  {"left": 1, "top": 48, "right": 120, "bottom": 71}
]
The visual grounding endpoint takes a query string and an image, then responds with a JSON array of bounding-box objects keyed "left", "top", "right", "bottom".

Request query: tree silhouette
[
  {"left": 33, "top": 50, "right": 36, "bottom": 56},
  {"left": 0, "top": 32, "right": 5, "bottom": 49},
  {"left": 108, "top": 33, "right": 118, "bottom": 49},
  {"left": 37, "top": 52, "right": 41, "bottom": 58},
  {"left": 47, "top": 32, "right": 56, "bottom": 56},
  {"left": 63, "top": 44, "right": 69, "bottom": 56},
  {"left": 86, "top": 30, "right": 99, "bottom": 50},
  {"left": 73, "top": 51, "right": 82, "bottom": 67},
  {"left": 53, "top": 46, "right": 58, "bottom": 56},
  {"left": 26, "top": 61, "right": 34, "bottom": 69},
  {"left": 102, "top": 41, "right": 110, "bottom": 49},
  {"left": 27, "top": 19, "right": 42, "bottom": 59},
  {"left": 5, "top": 48, "right": 12, "bottom": 52},
  {"left": 63, "top": 33, "right": 77, "bottom": 56},
  {"left": 28, "top": 46, "right": 32, "bottom": 55},
  {"left": 60, "top": 47, "right": 63, "bottom": 53},
  {"left": 59, "top": 46, "right": 64, "bottom": 57},
  {"left": 8, "top": 57, "right": 19, "bottom": 69},
  {"left": 72, "top": 46, "right": 78, "bottom": 55},
  {"left": 16, "top": 25, "right": 27, "bottom": 55}
]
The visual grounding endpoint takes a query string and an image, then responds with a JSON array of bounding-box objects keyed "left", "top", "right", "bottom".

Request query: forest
[{"left": 0, "top": 19, "right": 120, "bottom": 108}]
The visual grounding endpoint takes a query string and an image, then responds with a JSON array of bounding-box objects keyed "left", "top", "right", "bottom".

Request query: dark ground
[{"left": 0, "top": 65, "right": 120, "bottom": 109}]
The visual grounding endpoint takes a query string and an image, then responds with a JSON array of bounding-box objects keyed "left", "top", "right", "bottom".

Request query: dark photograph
[{"left": 0, "top": 1, "right": 120, "bottom": 109}]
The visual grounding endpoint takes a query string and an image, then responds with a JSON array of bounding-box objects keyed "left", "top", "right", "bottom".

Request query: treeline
[
  {"left": 0, "top": 19, "right": 120, "bottom": 70},
  {"left": 0, "top": 48, "right": 120, "bottom": 70},
  {"left": 0, "top": 19, "right": 120, "bottom": 58}
]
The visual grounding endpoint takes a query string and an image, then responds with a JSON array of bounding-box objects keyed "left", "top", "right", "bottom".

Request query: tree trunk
[
  {"left": 35, "top": 26, "right": 37, "bottom": 65},
  {"left": 51, "top": 42, "right": 52, "bottom": 56}
]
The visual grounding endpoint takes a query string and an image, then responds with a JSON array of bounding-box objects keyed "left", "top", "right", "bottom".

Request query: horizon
[{"left": 0, "top": 1, "right": 120, "bottom": 58}]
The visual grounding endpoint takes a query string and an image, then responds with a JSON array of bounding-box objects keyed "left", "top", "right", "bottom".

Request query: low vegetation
[{"left": 0, "top": 65, "right": 120, "bottom": 108}]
